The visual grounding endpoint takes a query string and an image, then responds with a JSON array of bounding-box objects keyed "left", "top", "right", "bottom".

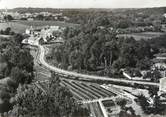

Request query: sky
[{"left": 0, "top": 0, "right": 166, "bottom": 9}]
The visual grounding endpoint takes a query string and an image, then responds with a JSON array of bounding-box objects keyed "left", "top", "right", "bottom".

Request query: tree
[
  {"left": 117, "top": 20, "right": 131, "bottom": 29},
  {"left": 4, "top": 27, "right": 11, "bottom": 35},
  {"left": 144, "top": 69, "right": 161, "bottom": 82},
  {"left": 136, "top": 58, "right": 152, "bottom": 70},
  {"left": 13, "top": 34, "right": 24, "bottom": 44},
  {"left": 4, "top": 15, "right": 14, "bottom": 21},
  {"left": 0, "top": 99, "right": 12, "bottom": 113},
  {"left": 6, "top": 79, "right": 18, "bottom": 93},
  {"left": 137, "top": 94, "right": 166, "bottom": 115},
  {"left": 137, "top": 94, "right": 150, "bottom": 114},
  {"left": 36, "top": 14, "right": 44, "bottom": 20},
  {"left": 16, "top": 49, "right": 34, "bottom": 73},
  {"left": 148, "top": 86, "right": 159, "bottom": 97},
  {"left": 10, "top": 67, "right": 32, "bottom": 84},
  {"left": 117, "top": 99, "right": 127, "bottom": 110},
  {"left": 117, "top": 98, "right": 140, "bottom": 117},
  {"left": 69, "top": 49, "right": 83, "bottom": 70},
  {"left": 103, "top": 40, "right": 118, "bottom": 67},
  {"left": 0, "top": 89, "right": 12, "bottom": 113}
]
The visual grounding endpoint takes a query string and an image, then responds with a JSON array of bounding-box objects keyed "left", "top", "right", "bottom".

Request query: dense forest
[
  {"left": 0, "top": 30, "right": 34, "bottom": 83},
  {"left": 47, "top": 20, "right": 160, "bottom": 77},
  {"left": 0, "top": 30, "right": 34, "bottom": 114}
]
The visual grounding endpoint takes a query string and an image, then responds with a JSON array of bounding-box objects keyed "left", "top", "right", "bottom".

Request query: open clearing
[
  {"left": 0, "top": 21, "right": 79, "bottom": 33},
  {"left": 18, "top": 20, "right": 78, "bottom": 27},
  {"left": 118, "top": 32, "right": 166, "bottom": 41}
]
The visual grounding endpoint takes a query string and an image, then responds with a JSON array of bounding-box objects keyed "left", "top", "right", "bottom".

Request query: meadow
[
  {"left": 0, "top": 20, "right": 79, "bottom": 33},
  {"left": 118, "top": 32, "right": 166, "bottom": 41}
]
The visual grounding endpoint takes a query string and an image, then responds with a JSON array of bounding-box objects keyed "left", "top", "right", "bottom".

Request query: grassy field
[
  {"left": 18, "top": 20, "right": 79, "bottom": 27},
  {"left": 118, "top": 32, "right": 166, "bottom": 41},
  {"left": 0, "top": 20, "right": 79, "bottom": 33},
  {"left": 0, "top": 22, "right": 28, "bottom": 33},
  {"left": 0, "top": 34, "right": 12, "bottom": 38}
]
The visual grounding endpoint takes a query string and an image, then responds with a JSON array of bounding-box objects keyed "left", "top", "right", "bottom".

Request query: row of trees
[{"left": 0, "top": 27, "right": 15, "bottom": 35}]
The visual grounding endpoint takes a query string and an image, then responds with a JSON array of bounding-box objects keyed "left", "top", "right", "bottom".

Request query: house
[
  {"left": 25, "top": 29, "right": 31, "bottom": 35},
  {"left": 159, "top": 77, "right": 166, "bottom": 94},
  {"left": 163, "top": 13, "right": 166, "bottom": 18},
  {"left": 27, "top": 17, "right": 34, "bottom": 21},
  {"left": 25, "top": 26, "right": 34, "bottom": 35}
]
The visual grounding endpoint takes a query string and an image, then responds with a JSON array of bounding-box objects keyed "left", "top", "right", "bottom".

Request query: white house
[
  {"left": 159, "top": 77, "right": 166, "bottom": 94},
  {"left": 163, "top": 13, "right": 166, "bottom": 18},
  {"left": 25, "top": 26, "right": 34, "bottom": 35}
]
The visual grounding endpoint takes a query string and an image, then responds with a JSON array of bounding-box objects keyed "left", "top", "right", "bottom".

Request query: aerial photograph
[{"left": 0, "top": 0, "right": 166, "bottom": 117}]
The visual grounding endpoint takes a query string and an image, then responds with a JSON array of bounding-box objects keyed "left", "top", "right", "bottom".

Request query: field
[
  {"left": 61, "top": 80, "right": 117, "bottom": 101},
  {"left": 0, "top": 22, "right": 29, "bottom": 33},
  {"left": 118, "top": 32, "right": 165, "bottom": 41},
  {"left": 18, "top": 20, "right": 79, "bottom": 27},
  {"left": 0, "top": 20, "right": 79, "bottom": 33},
  {"left": 34, "top": 79, "right": 117, "bottom": 101},
  {"left": 34, "top": 80, "right": 110, "bottom": 117},
  {"left": 29, "top": 46, "right": 51, "bottom": 81}
]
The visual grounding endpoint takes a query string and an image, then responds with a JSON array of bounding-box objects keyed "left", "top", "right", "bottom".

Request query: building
[
  {"left": 154, "top": 53, "right": 166, "bottom": 61},
  {"left": 163, "top": 13, "right": 166, "bottom": 18},
  {"left": 27, "top": 17, "right": 34, "bottom": 21},
  {"left": 40, "top": 26, "right": 64, "bottom": 42},
  {"left": 159, "top": 77, "right": 166, "bottom": 94},
  {"left": 25, "top": 26, "right": 34, "bottom": 35},
  {"left": 25, "top": 26, "right": 41, "bottom": 36}
]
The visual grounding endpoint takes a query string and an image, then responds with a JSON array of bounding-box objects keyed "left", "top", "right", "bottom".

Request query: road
[{"left": 38, "top": 44, "right": 159, "bottom": 87}]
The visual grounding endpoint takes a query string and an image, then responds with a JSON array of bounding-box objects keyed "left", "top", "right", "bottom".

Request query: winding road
[{"left": 38, "top": 44, "right": 159, "bottom": 87}]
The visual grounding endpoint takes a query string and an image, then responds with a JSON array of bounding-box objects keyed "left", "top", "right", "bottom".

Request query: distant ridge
[{"left": 0, "top": 7, "right": 166, "bottom": 17}]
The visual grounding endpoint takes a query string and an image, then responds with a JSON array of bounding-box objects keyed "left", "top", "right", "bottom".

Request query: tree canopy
[
  {"left": 10, "top": 74, "right": 89, "bottom": 117},
  {"left": 48, "top": 21, "right": 155, "bottom": 77}
]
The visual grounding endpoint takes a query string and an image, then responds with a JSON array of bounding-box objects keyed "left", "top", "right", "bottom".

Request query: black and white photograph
[{"left": 0, "top": 0, "right": 166, "bottom": 117}]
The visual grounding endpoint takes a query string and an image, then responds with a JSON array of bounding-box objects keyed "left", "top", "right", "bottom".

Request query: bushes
[
  {"left": 0, "top": 27, "right": 15, "bottom": 35},
  {"left": 0, "top": 33, "right": 34, "bottom": 81},
  {"left": 0, "top": 89, "right": 13, "bottom": 113},
  {"left": 10, "top": 67, "right": 32, "bottom": 85},
  {"left": 137, "top": 94, "right": 166, "bottom": 115}
]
